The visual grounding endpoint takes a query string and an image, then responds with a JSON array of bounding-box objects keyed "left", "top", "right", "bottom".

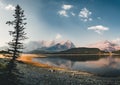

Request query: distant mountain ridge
[
  {"left": 87, "top": 40, "right": 120, "bottom": 52},
  {"left": 24, "top": 40, "right": 75, "bottom": 52},
  {"left": 45, "top": 40, "right": 75, "bottom": 52},
  {"left": 1, "top": 40, "right": 120, "bottom": 53}
]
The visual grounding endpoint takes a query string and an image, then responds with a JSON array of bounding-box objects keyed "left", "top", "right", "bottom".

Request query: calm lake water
[{"left": 33, "top": 55, "right": 120, "bottom": 77}]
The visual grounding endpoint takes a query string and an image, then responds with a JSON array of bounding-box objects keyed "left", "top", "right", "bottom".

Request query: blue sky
[{"left": 0, "top": 0, "right": 120, "bottom": 47}]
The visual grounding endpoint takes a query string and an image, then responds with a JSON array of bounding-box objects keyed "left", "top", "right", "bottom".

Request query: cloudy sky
[{"left": 0, "top": 0, "right": 120, "bottom": 47}]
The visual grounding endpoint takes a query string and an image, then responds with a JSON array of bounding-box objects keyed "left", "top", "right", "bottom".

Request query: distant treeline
[
  {"left": 0, "top": 50, "right": 9, "bottom": 54},
  {"left": 25, "top": 47, "right": 108, "bottom": 54},
  {"left": 2, "top": 47, "right": 120, "bottom": 55},
  {"left": 113, "top": 50, "right": 120, "bottom": 54},
  {"left": 57, "top": 48, "right": 107, "bottom": 54}
]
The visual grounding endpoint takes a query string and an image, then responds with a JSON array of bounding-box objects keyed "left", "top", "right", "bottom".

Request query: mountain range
[
  {"left": 1, "top": 40, "right": 120, "bottom": 53},
  {"left": 87, "top": 40, "right": 120, "bottom": 52},
  {"left": 24, "top": 40, "right": 75, "bottom": 52}
]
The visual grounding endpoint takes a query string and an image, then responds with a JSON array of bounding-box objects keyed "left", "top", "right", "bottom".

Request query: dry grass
[{"left": 17, "top": 54, "right": 67, "bottom": 71}]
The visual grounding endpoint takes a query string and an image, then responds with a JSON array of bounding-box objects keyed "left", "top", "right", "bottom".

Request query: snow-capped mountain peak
[
  {"left": 24, "top": 40, "right": 75, "bottom": 52},
  {"left": 60, "top": 40, "right": 71, "bottom": 45},
  {"left": 87, "top": 40, "right": 120, "bottom": 52},
  {"left": 57, "top": 40, "right": 75, "bottom": 49}
]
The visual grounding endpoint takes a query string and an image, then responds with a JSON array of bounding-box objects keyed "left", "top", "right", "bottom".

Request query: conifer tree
[{"left": 6, "top": 5, "right": 27, "bottom": 72}]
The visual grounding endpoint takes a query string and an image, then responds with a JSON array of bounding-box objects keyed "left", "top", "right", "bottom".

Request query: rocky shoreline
[
  {"left": 16, "top": 54, "right": 120, "bottom": 85},
  {"left": 1, "top": 54, "right": 120, "bottom": 85},
  {"left": 17, "top": 62, "right": 120, "bottom": 85}
]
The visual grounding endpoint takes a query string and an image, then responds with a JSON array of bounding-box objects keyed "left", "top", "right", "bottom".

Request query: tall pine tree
[{"left": 6, "top": 5, "right": 27, "bottom": 72}]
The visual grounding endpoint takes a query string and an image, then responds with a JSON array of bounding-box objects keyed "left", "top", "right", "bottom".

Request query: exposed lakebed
[{"left": 33, "top": 55, "right": 120, "bottom": 77}]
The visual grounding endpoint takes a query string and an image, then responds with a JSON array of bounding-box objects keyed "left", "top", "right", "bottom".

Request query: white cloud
[
  {"left": 79, "top": 8, "right": 92, "bottom": 22},
  {"left": 55, "top": 34, "right": 62, "bottom": 39},
  {"left": 62, "top": 4, "right": 73, "bottom": 10},
  {"left": 0, "top": 1, "right": 15, "bottom": 11},
  {"left": 88, "top": 25, "right": 109, "bottom": 34},
  {"left": 58, "top": 10, "right": 69, "bottom": 17},
  {"left": 58, "top": 4, "right": 74, "bottom": 17},
  {"left": 89, "top": 18, "right": 92, "bottom": 21},
  {"left": 79, "top": 8, "right": 91, "bottom": 18},
  {"left": 71, "top": 12, "right": 75, "bottom": 16},
  {"left": 5, "top": 4, "right": 15, "bottom": 11}
]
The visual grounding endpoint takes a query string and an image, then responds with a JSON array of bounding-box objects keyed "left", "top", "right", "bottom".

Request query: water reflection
[{"left": 33, "top": 56, "right": 120, "bottom": 77}]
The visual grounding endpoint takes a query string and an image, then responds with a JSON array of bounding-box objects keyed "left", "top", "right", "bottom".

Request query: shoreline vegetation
[{"left": 27, "top": 47, "right": 120, "bottom": 56}]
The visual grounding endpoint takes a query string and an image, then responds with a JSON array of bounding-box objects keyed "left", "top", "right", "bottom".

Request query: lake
[{"left": 33, "top": 55, "right": 120, "bottom": 77}]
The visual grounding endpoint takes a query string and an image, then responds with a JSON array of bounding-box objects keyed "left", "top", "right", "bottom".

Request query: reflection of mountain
[
  {"left": 86, "top": 56, "right": 119, "bottom": 68},
  {"left": 34, "top": 56, "right": 120, "bottom": 77},
  {"left": 33, "top": 57, "right": 73, "bottom": 69},
  {"left": 25, "top": 40, "right": 75, "bottom": 53},
  {"left": 88, "top": 40, "right": 120, "bottom": 52}
]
